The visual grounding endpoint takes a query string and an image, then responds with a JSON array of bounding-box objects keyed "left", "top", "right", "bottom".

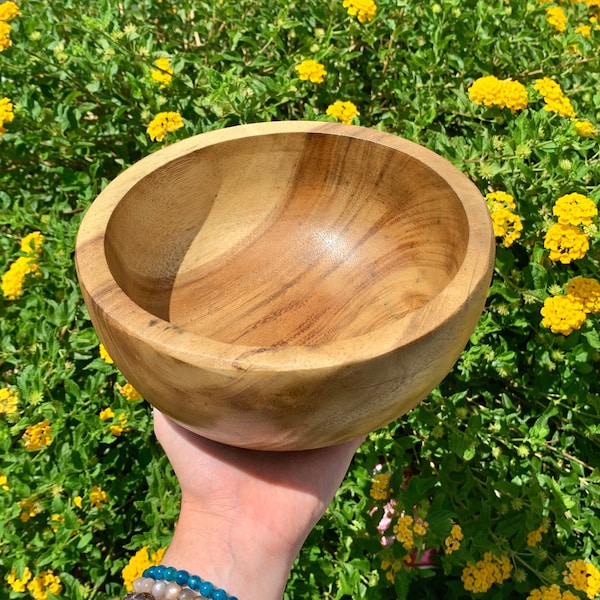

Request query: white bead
[
  {"left": 178, "top": 588, "right": 196, "bottom": 600},
  {"left": 133, "top": 577, "right": 154, "bottom": 593},
  {"left": 152, "top": 580, "right": 168, "bottom": 598},
  {"left": 165, "top": 582, "right": 181, "bottom": 600}
]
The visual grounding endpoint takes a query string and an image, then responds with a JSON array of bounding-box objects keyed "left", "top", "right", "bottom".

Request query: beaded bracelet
[{"left": 123, "top": 565, "right": 238, "bottom": 600}]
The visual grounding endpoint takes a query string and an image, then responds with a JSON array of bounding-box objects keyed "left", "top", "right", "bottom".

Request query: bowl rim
[{"left": 75, "top": 120, "right": 495, "bottom": 373}]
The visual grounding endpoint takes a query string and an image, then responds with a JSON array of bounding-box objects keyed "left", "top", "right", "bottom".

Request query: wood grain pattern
[{"left": 75, "top": 121, "right": 495, "bottom": 450}]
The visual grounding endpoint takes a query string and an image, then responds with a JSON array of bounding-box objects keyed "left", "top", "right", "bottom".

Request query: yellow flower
[
  {"left": 0, "top": 473, "right": 9, "bottom": 490},
  {"left": 20, "top": 231, "right": 44, "bottom": 253},
  {"left": 0, "top": 1, "right": 20, "bottom": 21},
  {"left": 534, "top": 77, "right": 576, "bottom": 118},
  {"left": 295, "top": 59, "right": 327, "bottom": 83},
  {"left": 99, "top": 407, "right": 115, "bottom": 421},
  {"left": 574, "top": 119, "right": 596, "bottom": 137},
  {"left": 7, "top": 566, "right": 32, "bottom": 593},
  {"left": 541, "top": 294, "right": 587, "bottom": 336},
  {"left": 122, "top": 546, "right": 167, "bottom": 592},
  {"left": 0, "top": 96, "right": 15, "bottom": 132},
  {"left": 19, "top": 498, "right": 43, "bottom": 522},
  {"left": 546, "top": 6, "right": 567, "bottom": 32},
  {"left": 576, "top": 24, "right": 592, "bottom": 38},
  {"left": 543, "top": 223, "right": 589, "bottom": 263},
  {"left": 0, "top": 386, "right": 18, "bottom": 414},
  {"left": 99, "top": 342, "right": 114, "bottom": 364},
  {"left": 445, "top": 523, "right": 464, "bottom": 554},
  {"left": 392, "top": 514, "right": 428, "bottom": 551},
  {"left": 0, "top": 20, "right": 12, "bottom": 50},
  {"left": 50, "top": 513, "right": 65, "bottom": 532},
  {"left": 527, "top": 525, "right": 548, "bottom": 547},
  {"left": 326, "top": 100, "right": 359, "bottom": 125},
  {"left": 109, "top": 413, "right": 129, "bottom": 436},
  {"left": 527, "top": 584, "right": 579, "bottom": 600},
  {"left": 116, "top": 382, "right": 143, "bottom": 400},
  {"left": 563, "top": 559, "right": 600, "bottom": 599},
  {"left": 90, "top": 485, "right": 108, "bottom": 509},
  {"left": 151, "top": 56, "right": 173, "bottom": 88},
  {"left": 462, "top": 552, "right": 512, "bottom": 593},
  {"left": 343, "top": 0, "right": 377, "bottom": 22},
  {"left": 370, "top": 473, "right": 392, "bottom": 500},
  {"left": 146, "top": 111, "right": 184, "bottom": 142},
  {"left": 73, "top": 495, "right": 83, "bottom": 509},
  {"left": 468, "top": 76, "right": 528, "bottom": 113},
  {"left": 552, "top": 193, "right": 597, "bottom": 227},
  {"left": 486, "top": 191, "right": 523, "bottom": 247},
  {"left": 22, "top": 419, "right": 53, "bottom": 451},
  {"left": 565, "top": 277, "right": 600, "bottom": 314},
  {"left": 27, "top": 570, "right": 63, "bottom": 600}
]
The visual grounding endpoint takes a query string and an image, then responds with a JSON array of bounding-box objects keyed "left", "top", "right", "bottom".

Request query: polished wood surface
[{"left": 75, "top": 121, "right": 495, "bottom": 450}]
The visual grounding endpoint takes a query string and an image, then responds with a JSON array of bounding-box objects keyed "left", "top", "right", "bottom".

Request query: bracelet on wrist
[{"left": 123, "top": 565, "right": 238, "bottom": 600}]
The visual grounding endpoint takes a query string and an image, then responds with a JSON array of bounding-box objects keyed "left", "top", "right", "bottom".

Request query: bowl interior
[{"left": 104, "top": 131, "right": 469, "bottom": 347}]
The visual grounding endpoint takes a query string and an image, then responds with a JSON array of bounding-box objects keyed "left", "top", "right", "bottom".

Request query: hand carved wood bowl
[{"left": 75, "top": 121, "right": 495, "bottom": 450}]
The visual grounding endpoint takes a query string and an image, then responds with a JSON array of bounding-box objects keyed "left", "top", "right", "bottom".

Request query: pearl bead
[
  {"left": 152, "top": 580, "right": 168, "bottom": 598},
  {"left": 178, "top": 588, "right": 196, "bottom": 600},
  {"left": 164, "top": 582, "right": 181, "bottom": 600},
  {"left": 133, "top": 577, "right": 154, "bottom": 593}
]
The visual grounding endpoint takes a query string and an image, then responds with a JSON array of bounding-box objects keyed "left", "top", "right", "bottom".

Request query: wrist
[{"left": 161, "top": 499, "right": 297, "bottom": 600}]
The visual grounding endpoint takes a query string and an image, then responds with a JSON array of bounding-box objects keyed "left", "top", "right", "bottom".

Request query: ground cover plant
[{"left": 1, "top": 0, "right": 599, "bottom": 598}]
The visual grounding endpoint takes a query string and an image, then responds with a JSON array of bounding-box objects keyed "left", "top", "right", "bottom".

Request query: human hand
[{"left": 153, "top": 409, "right": 363, "bottom": 600}]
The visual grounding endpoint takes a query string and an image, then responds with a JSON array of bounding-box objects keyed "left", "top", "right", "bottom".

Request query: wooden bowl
[{"left": 75, "top": 121, "right": 494, "bottom": 450}]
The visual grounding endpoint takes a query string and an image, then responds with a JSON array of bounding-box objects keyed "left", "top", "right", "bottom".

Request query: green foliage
[{"left": 1, "top": 0, "right": 599, "bottom": 598}]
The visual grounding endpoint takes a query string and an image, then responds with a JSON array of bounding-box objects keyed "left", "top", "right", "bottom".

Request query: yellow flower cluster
[
  {"left": 527, "top": 584, "right": 579, "bottom": 600},
  {"left": 543, "top": 193, "right": 596, "bottom": 264},
  {"left": 468, "top": 75, "right": 529, "bottom": 113},
  {"left": 99, "top": 407, "right": 129, "bottom": 434},
  {"left": 0, "top": 386, "right": 18, "bottom": 414},
  {"left": 445, "top": 523, "right": 464, "bottom": 554},
  {"left": 295, "top": 59, "right": 327, "bottom": 83},
  {"left": 22, "top": 419, "right": 53, "bottom": 451},
  {"left": 461, "top": 551, "right": 513, "bottom": 593},
  {"left": 122, "top": 546, "right": 167, "bottom": 592},
  {"left": 0, "top": 95, "right": 14, "bottom": 134},
  {"left": 147, "top": 111, "right": 184, "bottom": 142},
  {"left": 393, "top": 514, "right": 429, "bottom": 551},
  {"left": 1, "top": 231, "right": 44, "bottom": 299},
  {"left": 380, "top": 556, "right": 403, "bottom": 583},
  {"left": 566, "top": 276, "right": 600, "bottom": 313},
  {"left": 369, "top": 473, "right": 391, "bottom": 500},
  {"left": 546, "top": 6, "right": 568, "bottom": 32},
  {"left": 8, "top": 567, "right": 62, "bottom": 600},
  {"left": 527, "top": 525, "right": 549, "bottom": 547},
  {"left": 553, "top": 192, "right": 598, "bottom": 227},
  {"left": 90, "top": 485, "right": 108, "bottom": 509},
  {"left": 574, "top": 119, "right": 597, "bottom": 137},
  {"left": 19, "top": 497, "right": 42, "bottom": 522},
  {"left": 343, "top": 0, "right": 377, "bottom": 23},
  {"left": 487, "top": 191, "right": 523, "bottom": 247},
  {"left": 99, "top": 342, "right": 114, "bottom": 364},
  {"left": 151, "top": 56, "right": 173, "bottom": 88},
  {"left": 534, "top": 77, "right": 576, "bottom": 118},
  {"left": 541, "top": 294, "right": 587, "bottom": 336},
  {"left": 116, "top": 381, "right": 143, "bottom": 400},
  {"left": 0, "top": 1, "right": 19, "bottom": 50},
  {"left": 563, "top": 559, "right": 600, "bottom": 599},
  {"left": 326, "top": 100, "right": 359, "bottom": 124}
]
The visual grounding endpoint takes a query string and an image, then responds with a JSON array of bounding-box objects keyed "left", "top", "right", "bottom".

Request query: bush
[{"left": 1, "top": 0, "right": 598, "bottom": 598}]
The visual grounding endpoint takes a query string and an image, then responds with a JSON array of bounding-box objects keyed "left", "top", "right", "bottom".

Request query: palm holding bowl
[{"left": 75, "top": 121, "right": 494, "bottom": 450}]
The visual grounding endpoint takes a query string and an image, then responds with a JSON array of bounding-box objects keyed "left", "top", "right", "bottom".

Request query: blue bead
[
  {"left": 164, "top": 567, "right": 177, "bottom": 581},
  {"left": 142, "top": 566, "right": 156, "bottom": 578},
  {"left": 199, "top": 581, "right": 214, "bottom": 596},
  {"left": 154, "top": 565, "right": 166, "bottom": 580},
  {"left": 213, "top": 589, "right": 227, "bottom": 600},
  {"left": 187, "top": 575, "right": 202, "bottom": 590},
  {"left": 229, "top": 597, "right": 238, "bottom": 600},
  {"left": 175, "top": 569, "right": 190, "bottom": 585}
]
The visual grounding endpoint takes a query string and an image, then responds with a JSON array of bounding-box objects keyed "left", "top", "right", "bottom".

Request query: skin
[{"left": 153, "top": 409, "right": 364, "bottom": 600}]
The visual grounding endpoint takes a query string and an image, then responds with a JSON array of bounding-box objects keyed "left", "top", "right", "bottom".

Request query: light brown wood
[{"left": 75, "top": 121, "right": 495, "bottom": 450}]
